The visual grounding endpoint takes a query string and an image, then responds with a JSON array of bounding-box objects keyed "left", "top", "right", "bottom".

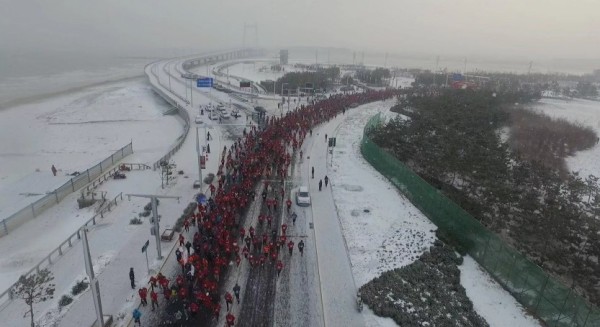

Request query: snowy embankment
[
  {"left": 329, "top": 101, "right": 540, "bottom": 326},
  {"left": 531, "top": 98, "right": 600, "bottom": 177},
  {"left": 0, "top": 79, "right": 182, "bottom": 293}
]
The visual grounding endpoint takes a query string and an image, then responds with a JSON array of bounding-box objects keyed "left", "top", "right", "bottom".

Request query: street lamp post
[
  {"left": 196, "top": 126, "right": 203, "bottom": 189},
  {"left": 82, "top": 226, "right": 105, "bottom": 327}
]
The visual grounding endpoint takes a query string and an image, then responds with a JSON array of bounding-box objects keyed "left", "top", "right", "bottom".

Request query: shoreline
[{"left": 0, "top": 74, "right": 145, "bottom": 111}]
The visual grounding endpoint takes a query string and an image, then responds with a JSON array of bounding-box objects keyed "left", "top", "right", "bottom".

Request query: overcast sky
[{"left": 2, "top": 0, "right": 599, "bottom": 59}]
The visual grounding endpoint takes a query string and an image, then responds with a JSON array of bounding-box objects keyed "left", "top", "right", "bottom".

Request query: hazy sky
[{"left": 2, "top": 0, "right": 599, "bottom": 59}]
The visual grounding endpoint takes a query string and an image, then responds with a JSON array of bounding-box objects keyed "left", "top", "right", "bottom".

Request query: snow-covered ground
[
  {"left": 0, "top": 54, "right": 543, "bottom": 327},
  {"left": 531, "top": 98, "right": 600, "bottom": 178},
  {"left": 0, "top": 79, "right": 183, "bottom": 293},
  {"left": 327, "top": 101, "right": 540, "bottom": 326}
]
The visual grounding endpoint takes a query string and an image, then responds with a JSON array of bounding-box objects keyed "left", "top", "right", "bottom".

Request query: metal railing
[
  {"left": 0, "top": 192, "right": 124, "bottom": 310},
  {"left": 0, "top": 142, "right": 133, "bottom": 237}
]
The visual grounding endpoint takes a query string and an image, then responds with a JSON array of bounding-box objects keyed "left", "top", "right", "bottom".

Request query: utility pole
[
  {"left": 196, "top": 126, "right": 203, "bottom": 190},
  {"left": 82, "top": 227, "right": 105, "bottom": 327},
  {"left": 126, "top": 194, "right": 180, "bottom": 260}
]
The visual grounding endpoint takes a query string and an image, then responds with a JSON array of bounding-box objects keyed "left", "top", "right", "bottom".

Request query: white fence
[{"left": 0, "top": 142, "right": 133, "bottom": 237}]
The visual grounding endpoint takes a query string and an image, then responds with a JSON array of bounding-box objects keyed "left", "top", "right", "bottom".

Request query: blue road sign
[{"left": 197, "top": 78, "right": 214, "bottom": 88}]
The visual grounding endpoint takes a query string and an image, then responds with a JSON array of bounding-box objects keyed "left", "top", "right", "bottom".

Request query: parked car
[
  {"left": 295, "top": 186, "right": 311, "bottom": 206},
  {"left": 209, "top": 111, "right": 220, "bottom": 120},
  {"left": 220, "top": 111, "right": 231, "bottom": 119},
  {"left": 195, "top": 115, "right": 203, "bottom": 124}
]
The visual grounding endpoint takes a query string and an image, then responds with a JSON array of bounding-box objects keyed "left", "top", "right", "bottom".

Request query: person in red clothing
[
  {"left": 178, "top": 233, "right": 185, "bottom": 247},
  {"left": 286, "top": 198, "right": 292, "bottom": 213},
  {"left": 179, "top": 287, "right": 187, "bottom": 301},
  {"left": 235, "top": 254, "right": 241, "bottom": 267},
  {"left": 189, "top": 301, "right": 199, "bottom": 318},
  {"left": 150, "top": 289, "right": 158, "bottom": 311},
  {"left": 149, "top": 276, "right": 158, "bottom": 291},
  {"left": 159, "top": 277, "right": 169, "bottom": 291},
  {"left": 288, "top": 240, "right": 295, "bottom": 255},
  {"left": 281, "top": 223, "right": 287, "bottom": 235},
  {"left": 225, "top": 291, "right": 234, "bottom": 311},
  {"left": 226, "top": 312, "right": 235, "bottom": 326},
  {"left": 213, "top": 303, "right": 221, "bottom": 319},
  {"left": 239, "top": 227, "right": 245, "bottom": 240},
  {"left": 138, "top": 287, "right": 148, "bottom": 306},
  {"left": 276, "top": 260, "right": 284, "bottom": 276}
]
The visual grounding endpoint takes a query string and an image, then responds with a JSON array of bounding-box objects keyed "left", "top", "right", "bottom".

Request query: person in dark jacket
[{"left": 129, "top": 267, "right": 135, "bottom": 289}]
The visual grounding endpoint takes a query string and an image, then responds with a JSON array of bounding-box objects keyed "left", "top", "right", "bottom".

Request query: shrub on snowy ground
[
  {"left": 71, "top": 279, "right": 89, "bottom": 296},
  {"left": 58, "top": 295, "right": 73, "bottom": 309},
  {"left": 360, "top": 242, "right": 487, "bottom": 327},
  {"left": 174, "top": 202, "right": 197, "bottom": 232},
  {"left": 130, "top": 217, "right": 143, "bottom": 225}
]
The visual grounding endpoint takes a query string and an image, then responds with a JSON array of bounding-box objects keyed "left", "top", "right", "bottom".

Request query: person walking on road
[
  {"left": 150, "top": 289, "right": 159, "bottom": 311},
  {"left": 138, "top": 287, "right": 148, "bottom": 306},
  {"left": 233, "top": 283, "right": 241, "bottom": 304},
  {"left": 129, "top": 267, "right": 135, "bottom": 289},
  {"left": 311, "top": 166, "right": 314, "bottom": 179},
  {"left": 318, "top": 179, "right": 322, "bottom": 191},
  {"left": 298, "top": 240, "right": 305, "bottom": 256},
  {"left": 291, "top": 211, "right": 297, "bottom": 225},
  {"left": 226, "top": 313, "right": 236, "bottom": 327},
  {"left": 325, "top": 133, "right": 328, "bottom": 142},
  {"left": 51, "top": 165, "right": 57, "bottom": 176},
  {"left": 132, "top": 308, "right": 142, "bottom": 326},
  {"left": 225, "top": 291, "right": 234, "bottom": 311},
  {"left": 324, "top": 175, "right": 329, "bottom": 187}
]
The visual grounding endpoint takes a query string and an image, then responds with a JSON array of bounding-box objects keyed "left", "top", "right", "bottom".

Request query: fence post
[
  {"left": 554, "top": 287, "right": 572, "bottom": 325},
  {"left": 111, "top": 154, "right": 114, "bottom": 165},
  {"left": 534, "top": 275, "right": 550, "bottom": 314},
  {"left": 99, "top": 161, "right": 103, "bottom": 172},
  {"left": 481, "top": 234, "right": 490, "bottom": 267},
  {"left": 58, "top": 244, "right": 62, "bottom": 256}
]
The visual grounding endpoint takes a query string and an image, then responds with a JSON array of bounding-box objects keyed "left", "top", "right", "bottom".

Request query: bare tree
[{"left": 13, "top": 269, "right": 55, "bottom": 327}]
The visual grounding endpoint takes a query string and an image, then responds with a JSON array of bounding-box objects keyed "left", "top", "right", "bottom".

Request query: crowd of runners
[{"left": 133, "top": 88, "right": 402, "bottom": 326}]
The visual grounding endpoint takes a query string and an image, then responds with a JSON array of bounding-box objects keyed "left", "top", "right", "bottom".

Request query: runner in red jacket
[{"left": 226, "top": 312, "right": 235, "bottom": 326}]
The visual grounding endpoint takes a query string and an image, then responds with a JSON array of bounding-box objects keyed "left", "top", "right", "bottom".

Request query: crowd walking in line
[{"left": 131, "top": 88, "right": 401, "bottom": 326}]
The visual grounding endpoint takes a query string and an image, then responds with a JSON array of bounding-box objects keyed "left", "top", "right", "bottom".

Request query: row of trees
[
  {"left": 354, "top": 68, "right": 391, "bottom": 86},
  {"left": 260, "top": 67, "right": 340, "bottom": 94},
  {"left": 371, "top": 89, "right": 600, "bottom": 306}
]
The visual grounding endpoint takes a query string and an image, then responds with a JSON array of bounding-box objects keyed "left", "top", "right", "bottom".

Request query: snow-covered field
[
  {"left": 531, "top": 98, "right": 600, "bottom": 178},
  {"left": 0, "top": 55, "right": 545, "bottom": 327}
]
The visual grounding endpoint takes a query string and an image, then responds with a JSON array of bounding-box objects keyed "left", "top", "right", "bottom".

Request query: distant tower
[
  {"left": 353, "top": 52, "right": 356, "bottom": 65},
  {"left": 243, "top": 23, "right": 258, "bottom": 48},
  {"left": 280, "top": 50, "right": 289, "bottom": 65}
]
